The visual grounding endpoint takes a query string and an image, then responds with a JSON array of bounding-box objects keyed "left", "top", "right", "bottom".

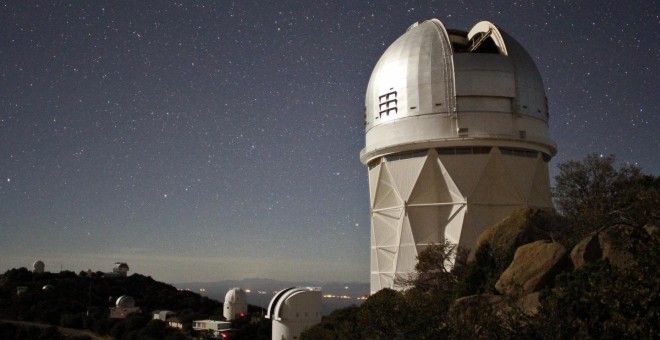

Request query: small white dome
[
  {"left": 224, "top": 287, "right": 247, "bottom": 304},
  {"left": 116, "top": 295, "right": 136, "bottom": 308},
  {"left": 33, "top": 260, "right": 45, "bottom": 273}
]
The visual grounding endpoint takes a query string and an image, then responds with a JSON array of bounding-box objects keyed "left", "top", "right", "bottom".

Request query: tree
[
  {"left": 553, "top": 154, "right": 659, "bottom": 244},
  {"left": 357, "top": 289, "right": 411, "bottom": 339},
  {"left": 396, "top": 241, "right": 461, "bottom": 339},
  {"left": 394, "top": 239, "right": 458, "bottom": 292},
  {"left": 300, "top": 305, "right": 360, "bottom": 340}
]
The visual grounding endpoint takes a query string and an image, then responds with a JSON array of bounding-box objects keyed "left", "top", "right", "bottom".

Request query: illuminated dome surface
[
  {"left": 116, "top": 295, "right": 136, "bottom": 308},
  {"left": 33, "top": 260, "right": 45, "bottom": 273},
  {"left": 224, "top": 287, "right": 247, "bottom": 303},
  {"left": 362, "top": 19, "right": 555, "bottom": 164}
]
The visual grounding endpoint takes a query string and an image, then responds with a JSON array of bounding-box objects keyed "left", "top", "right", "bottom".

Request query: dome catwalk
[{"left": 361, "top": 20, "right": 556, "bottom": 294}]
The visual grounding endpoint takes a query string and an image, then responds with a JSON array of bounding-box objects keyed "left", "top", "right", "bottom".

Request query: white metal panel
[
  {"left": 377, "top": 247, "right": 397, "bottom": 273},
  {"left": 527, "top": 159, "right": 553, "bottom": 207},
  {"left": 438, "top": 153, "right": 491, "bottom": 198},
  {"left": 386, "top": 154, "right": 427, "bottom": 201},
  {"left": 373, "top": 164, "right": 403, "bottom": 209},
  {"left": 368, "top": 164, "right": 381, "bottom": 207},
  {"left": 373, "top": 209, "right": 402, "bottom": 247},
  {"left": 395, "top": 245, "right": 418, "bottom": 277},
  {"left": 399, "top": 215, "right": 415, "bottom": 246},
  {"left": 408, "top": 155, "right": 454, "bottom": 204},
  {"left": 469, "top": 151, "right": 524, "bottom": 205}
]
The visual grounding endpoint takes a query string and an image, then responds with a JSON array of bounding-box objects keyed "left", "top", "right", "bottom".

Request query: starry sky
[{"left": 1, "top": 1, "right": 658, "bottom": 284}]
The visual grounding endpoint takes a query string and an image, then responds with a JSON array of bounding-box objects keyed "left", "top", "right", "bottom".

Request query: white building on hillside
[{"left": 224, "top": 287, "right": 248, "bottom": 321}]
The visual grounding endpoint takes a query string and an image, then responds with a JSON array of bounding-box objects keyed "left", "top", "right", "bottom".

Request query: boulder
[
  {"left": 496, "top": 240, "right": 571, "bottom": 295},
  {"left": 570, "top": 231, "right": 602, "bottom": 269},
  {"left": 476, "top": 208, "right": 555, "bottom": 259},
  {"left": 570, "top": 224, "right": 652, "bottom": 270},
  {"left": 517, "top": 292, "right": 541, "bottom": 316},
  {"left": 643, "top": 223, "right": 658, "bottom": 239},
  {"left": 598, "top": 225, "right": 637, "bottom": 269}
]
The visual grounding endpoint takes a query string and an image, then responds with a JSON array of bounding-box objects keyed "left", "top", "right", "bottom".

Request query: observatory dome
[
  {"left": 266, "top": 287, "right": 322, "bottom": 340},
  {"left": 225, "top": 287, "right": 247, "bottom": 304},
  {"left": 33, "top": 260, "right": 45, "bottom": 273},
  {"left": 223, "top": 287, "right": 248, "bottom": 320},
  {"left": 116, "top": 295, "right": 136, "bottom": 308},
  {"left": 362, "top": 20, "right": 555, "bottom": 164}
]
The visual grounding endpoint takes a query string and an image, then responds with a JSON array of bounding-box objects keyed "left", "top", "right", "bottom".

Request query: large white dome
[{"left": 362, "top": 20, "right": 555, "bottom": 164}]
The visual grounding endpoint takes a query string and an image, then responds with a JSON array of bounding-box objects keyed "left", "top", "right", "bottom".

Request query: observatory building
[
  {"left": 361, "top": 20, "right": 556, "bottom": 293},
  {"left": 109, "top": 295, "right": 140, "bottom": 318},
  {"left": 32, "top": 260, "right": 45, "bottom": 274},
  {"left": 266, "top": 287, "right": 322, "bottom": 340},
  {"left": 113, "top": 262, "right": 129, "bottom": 277},
  {"left": 223, "top": 287, "right": 248, "bottom": 320}
]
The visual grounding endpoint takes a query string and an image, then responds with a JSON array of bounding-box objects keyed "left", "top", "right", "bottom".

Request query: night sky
[{"left": 1, "top": 1, "right": 658, "bottom": 284}]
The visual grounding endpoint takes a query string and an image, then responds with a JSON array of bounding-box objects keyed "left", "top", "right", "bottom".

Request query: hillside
[{"left": 0, "top": 269, "right": 230, "bottom": 339}]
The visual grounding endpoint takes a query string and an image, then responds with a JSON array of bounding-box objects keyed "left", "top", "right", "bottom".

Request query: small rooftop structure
[
  {"left": 266, "top": 287, "right": 322, "bottom": 340},
  {"left": 224, "top": 287, "right": 248, "bottom": 321}
]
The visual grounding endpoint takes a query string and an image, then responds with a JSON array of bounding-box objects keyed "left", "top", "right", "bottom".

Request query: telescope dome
[
  {"left": 116, "top": 295, "right": 136, "bottom": 308},
  {"left": 362, "top": 20, "right": 554, "bottom": 164}
]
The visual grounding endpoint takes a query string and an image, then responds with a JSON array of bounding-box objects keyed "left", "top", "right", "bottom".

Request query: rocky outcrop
[
  {"left": 571, "top": 224, "right": 656, "bottom": 270},
  {"left": 570, "top": 231, "right": 602, "bottom": 269},
  {"left": 476, "top": 208, "right": 556, "bottom": 258},
  {"left": 517, "top": 292, "right": 541, "bottom": 316},
  {"left": 495, "top": 240, "right": 571, "bottom": 295},
  {"left": 643, "top": 223, "right": 659, "bottom": 239}
]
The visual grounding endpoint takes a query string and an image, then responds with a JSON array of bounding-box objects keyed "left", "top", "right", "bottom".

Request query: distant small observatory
[
  {"left": 361, "top": 20, "right": 556, "bottom": 293},
  {"left": 223, "top": 287, "right": 248, "bottom": 321},
  {"left": 32, "top": 260, "right": 45, "bottom": 274}
]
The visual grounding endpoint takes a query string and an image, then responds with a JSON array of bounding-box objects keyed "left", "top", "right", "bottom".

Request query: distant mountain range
[{"left": 173, "top": 278, "right": 370, "bottom": 315}]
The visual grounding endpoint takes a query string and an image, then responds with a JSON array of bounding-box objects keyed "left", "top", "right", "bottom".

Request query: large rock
[
  {"left": 517, "top": 292, "right": 541, "bottom": 316},
  {"left": 570, "top": 231, "right": 602, "bottom": 269},
  {"left": 476, "top": 208, "right": 556, "bottom": 258},
  {"left": 571, "top": 224, "right": 654, "bottom": 270},
  {"left": 643, "top": 223, "right": 659, "bottom": 239},
  {"left": 598, "top": 225, "right": 638, "bottom": 269},
  {"left": 496, "top": 240, "right": 571, "bottom": 295},
  {"left": 450, "top": 292, "right": 540, "bottom": 336}
]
